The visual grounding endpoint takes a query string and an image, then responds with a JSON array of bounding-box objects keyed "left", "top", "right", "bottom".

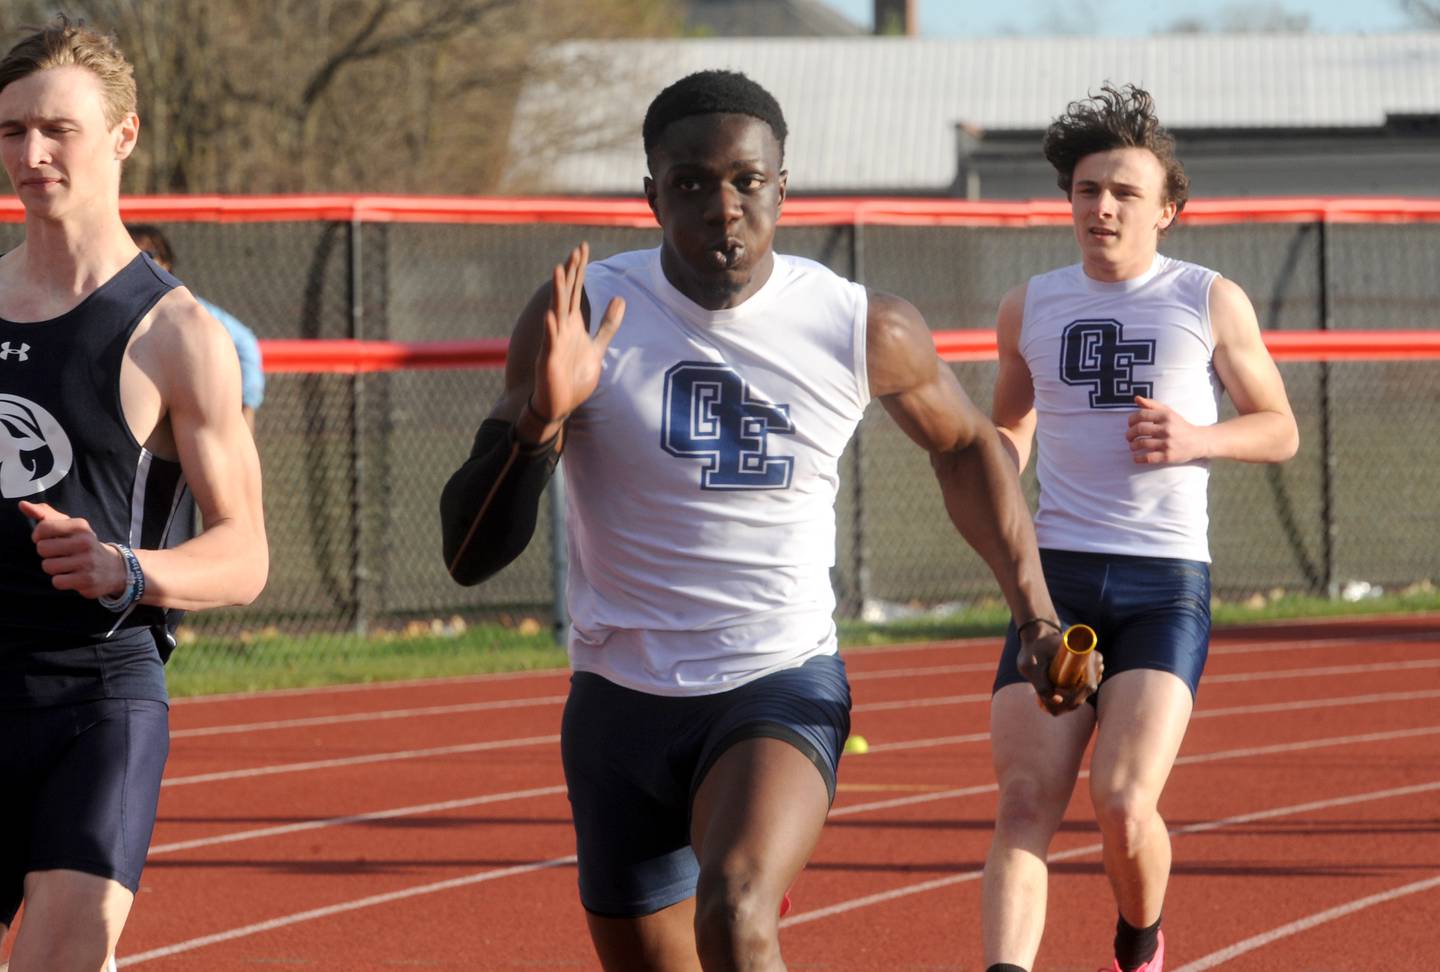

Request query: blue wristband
[{"left": 98, "top": 543, "right": 145, "bottom": 612}]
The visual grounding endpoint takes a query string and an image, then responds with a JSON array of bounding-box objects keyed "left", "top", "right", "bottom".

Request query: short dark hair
[
  {"left": 642, "top": 70, "right": 787, "bottom": 164},
  {"left": 1043, "top": 83, "right": 1189, "bottom": 217},
  {"left": 127, "top": 223, "right": 174, "bottom": 269}
]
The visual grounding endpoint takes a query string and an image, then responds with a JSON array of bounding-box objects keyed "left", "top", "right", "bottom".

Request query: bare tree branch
[
  {"left": 1398, "top": 0, "right": 1440, "bottom": 27},
  {"left": 1, "top": 0, "right": 680, "bottom": 193}
]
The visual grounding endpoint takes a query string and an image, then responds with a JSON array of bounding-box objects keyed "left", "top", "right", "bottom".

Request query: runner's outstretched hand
[{"left": 528, "top": 242, "right": 624, "bottom": 431}]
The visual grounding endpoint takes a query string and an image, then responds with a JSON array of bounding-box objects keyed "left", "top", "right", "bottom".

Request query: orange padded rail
[
  {"left": 932, "top": 330, "right": 1440, "bottom": 362},
  {"left": 261, "top": 339, "right": 508, "bottom": 373},
  {"left": 258, "top": 330, "right": 1440, "bottom": 373},
  {"left": 4, "top": 195, "right": 1440, "bottom": 227}
]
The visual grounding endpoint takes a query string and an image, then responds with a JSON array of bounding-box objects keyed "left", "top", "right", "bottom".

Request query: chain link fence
[{"left": 3, "top": 210, "right": 1435, "bottom": 675}]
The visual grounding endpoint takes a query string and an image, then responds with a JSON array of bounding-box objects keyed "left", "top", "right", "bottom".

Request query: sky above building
[{"left": 819, "top": 0, "right": 1421, "bottom": 36}]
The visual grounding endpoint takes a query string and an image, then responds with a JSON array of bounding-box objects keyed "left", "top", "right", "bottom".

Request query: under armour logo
[{"left": 0, "top": 342, "right": 29, "bottom": 362}]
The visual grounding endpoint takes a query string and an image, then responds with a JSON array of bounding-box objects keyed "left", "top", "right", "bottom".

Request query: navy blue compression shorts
[
  {"left": 0, "top": 699, "right": 169, "bottom": 926},
  {"left": 993, "top": 548, "right": 1212, "bottom": 701},
  {"left": 561, "top": 652, "right": 851, "bottom": 918}
]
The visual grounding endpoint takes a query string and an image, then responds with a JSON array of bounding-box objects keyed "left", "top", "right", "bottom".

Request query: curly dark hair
[
  {"left": 1043, "top": 83, "right": 1189, "bottom": 217},
  {"left": 642, "top": 69, "right": 787, "bottom": 166}
]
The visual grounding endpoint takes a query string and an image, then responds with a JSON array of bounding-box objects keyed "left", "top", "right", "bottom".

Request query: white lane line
[
  {"left": 131, "top": 725, "right": 1440, "bottom": 963},
  {"left": 1172, "top": 873, "right": 1440, "bottom": 971},
  {"left": 162, "top": 691, "right": 1440, "bottom": 795},
  {"left": 171, "top": 695, "right": 567, "bottom": 738},
  {"left": 1166, "top": 781, "right": 1440, "bottom": 839},
  {"left": 1175, "top": 725, "right": 1440, "bottom": 767},
  {"left": 1193, "top": 688, "right": 1440, "bottom": 720},
  {"left": 1205, "top": 657, "right": 1440, "bottom": 683},
  {"left": 166, "top": 620, "right": 1437, "bottom": 708},
  {"left": 167, "top": 642, "right": 1440, "bottom": 736},
  {"left": 854, "top": 688, "right": 1440, "bottom": 734},
  {"left": 849, "top": 663, "right": 995, "bottom": 680},
  {"left": 1206, "top": 630, "right": 1438, "bottom": 655},
  {"left": 161, "top": 735, "right": 559, "bottom": 787},
  {"left": 115, "top": 855, "right": 577, "bottom": 967},
  {"left": 170, "top": 662, "right": 995, "bottom": 735},
  {"left": 843, "top": 636, "right": 1003, "bottom": 656},
  {"left": 783, "top": 779, "right": 1440, "bottom": 928},
  {"left": 853, "top": 693, "right": 990, "bottom": 712},
  {"left": 830, "top": 782, "right": 999, "bottom": 817},
  {"left": 171, "top": 666, "right": 570, "bottom": 705},
  {"left": 831, "top": 727, "right": 1440, "bottom": 820},
  {"left": 864, "top": 732, "right": 991, "bottom": 753},
  {"left": 149, "top": 785, "right": 568, "bottom": 856},
  {"left": 142, "top": 715, "right": 1436, "bottom": 885}
]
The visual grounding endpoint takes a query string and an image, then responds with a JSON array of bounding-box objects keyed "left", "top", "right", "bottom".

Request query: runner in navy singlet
[{"left": 0, "top": 18, "right": 267, "bottom": 971}]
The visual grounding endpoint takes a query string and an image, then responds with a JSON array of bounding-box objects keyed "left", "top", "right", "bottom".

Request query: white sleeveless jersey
[
  {"left": 1022, "top": 255, "right": 1222, "bottom": 562},
  {"left": 562, "top": 248, "right": 870, "bottom": 696}
]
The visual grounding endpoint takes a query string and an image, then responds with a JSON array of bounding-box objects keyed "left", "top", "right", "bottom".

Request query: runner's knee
[
  {"left": 693, "top": 860, "right": 780, "bottom": 966},
  {"left": 1095, "top": 785, "right": 1160, "bottom": 857},
  {"left": 995, "top": 774, "right": 1071, "bottom": 840}
]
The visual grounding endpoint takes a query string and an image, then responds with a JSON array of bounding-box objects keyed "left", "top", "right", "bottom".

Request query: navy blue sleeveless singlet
[{"left": 0, "top": 252, "right": 196, "bottom": 706}]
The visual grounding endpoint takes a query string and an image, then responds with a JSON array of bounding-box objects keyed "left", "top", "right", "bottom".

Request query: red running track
[{"left": 3, "top": 615, "right": 1437, "bottom": 970}]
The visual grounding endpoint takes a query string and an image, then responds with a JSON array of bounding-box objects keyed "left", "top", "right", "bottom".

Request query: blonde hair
[{"left": 0, "top": 15, "right": 136, "bottom": 127}]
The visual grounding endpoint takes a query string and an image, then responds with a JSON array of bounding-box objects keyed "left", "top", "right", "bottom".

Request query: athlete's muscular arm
[
  {"left": 440, "top": 243, "right": 624, "bottom": 585},
  {"left": 22, "top": 291, "right": 268, "bottom": 610},
  {"left": 991, "top": 283, "right": 1038, "bottom": 471},
  {"left": 139, "top": 292, "right": 268, "bottom": 608},
  {"left": 1127, "top": 276, "right": 1298, "bottom": 465},
  {"left": 868, "top": 291, "right": 1088, "bottom": 711}
]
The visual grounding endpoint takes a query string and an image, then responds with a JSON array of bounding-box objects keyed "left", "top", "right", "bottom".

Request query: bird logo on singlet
[
  {"left": 661, "top": 362, "right": 795, "bottom": 490},
  {"left": 0, "top": 394, "right": 73, "bottom": 497}
]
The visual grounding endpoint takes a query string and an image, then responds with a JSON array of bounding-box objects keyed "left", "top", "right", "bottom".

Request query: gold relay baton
[{"left": 1048, "top": 623, "right": 1098, "bottom": 689}]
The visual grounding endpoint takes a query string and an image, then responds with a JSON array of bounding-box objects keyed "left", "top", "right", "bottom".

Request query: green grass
[
  {"left": 1210, "top": 588, "right": 1440, "bottom": 624},
  {"left": 165, "top": 589, "right": 1440, "bottom": 698},
  {"left": 166, "top": 623, "right": 568, "bottom": 697}
]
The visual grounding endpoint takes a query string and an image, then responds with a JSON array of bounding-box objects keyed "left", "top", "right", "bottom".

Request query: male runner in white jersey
[
  {"left": 0, "top": 18, "right": 267, "bottom": 972},
  {"left": 441, "top": 70, "right": 1069, "bottom": 972},
  {"left": 980, "top": 84, "right": 1299, "bottom": 972}
]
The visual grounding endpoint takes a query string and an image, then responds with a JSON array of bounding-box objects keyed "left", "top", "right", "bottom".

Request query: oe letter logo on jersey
[
  {"left": 662, "top": 362, "right": 795, "bottom": 490},
  {"left": 1059, "top": 319, "right": 1156, "bottom": 408},
  {"left": 0, "top": 394, "right": 73, "bottom": 498}
]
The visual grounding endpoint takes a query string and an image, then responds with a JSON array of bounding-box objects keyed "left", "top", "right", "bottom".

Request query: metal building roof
[
  {"left": 503, "top": 34, "right": 1440, "bottom": 193},
  {"left": 681, "top": 0, "right": 866, "bottom": 37}
]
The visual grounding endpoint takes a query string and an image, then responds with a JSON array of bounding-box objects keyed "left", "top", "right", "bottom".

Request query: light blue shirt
[{"left": 196, "top": 297, "right": 265, "bottom": 410}]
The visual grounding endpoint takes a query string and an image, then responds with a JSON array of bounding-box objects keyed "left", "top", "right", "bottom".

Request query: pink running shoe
[{"left": 1102, "top": 930, "right": 1164, "bottom": 972}]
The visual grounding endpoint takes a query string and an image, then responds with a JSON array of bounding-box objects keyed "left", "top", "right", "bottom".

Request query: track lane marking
[
  {"left": 116, "top": 856, "right": 577, "bottom": 966},
  {"left": 170, "top": 695, "right": 567, "bottom": 738},
  {"left": 148, "top": 785, "right": 568, "bottom": 855},
  {"left": 1171, "top": 873, "right": 1440, "bottom": 971},
  {"left": 128, "top": 726, "right": 1440, "bottom": 963},
  {"left": 1204, "top": 657, "right": 1440, "bottom": 682},
  {"left": 829, "top": 725, "right": 1440, "bottom": 817},
  {"left": 853, "top": 693, "right": 990, "bottom": 712},
  {"left": 782, "top": 779, "right": 1440, "bottom": 928},
  {"left": 171, "top": 666, "right": 571, "bottom": 704},
  {"left": 167, "top": 653, "right": 1440, "bottom": 736},
  {"left": 161, "top": 735, "right": 559, "bottom": 787},
  {"left": 166, "top": 620, "right": 1439, "bottom": 708}
]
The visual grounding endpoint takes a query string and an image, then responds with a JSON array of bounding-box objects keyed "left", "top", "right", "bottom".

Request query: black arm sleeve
[{"left": 439, "top": 418, "right": 560, "bottom": 586}]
